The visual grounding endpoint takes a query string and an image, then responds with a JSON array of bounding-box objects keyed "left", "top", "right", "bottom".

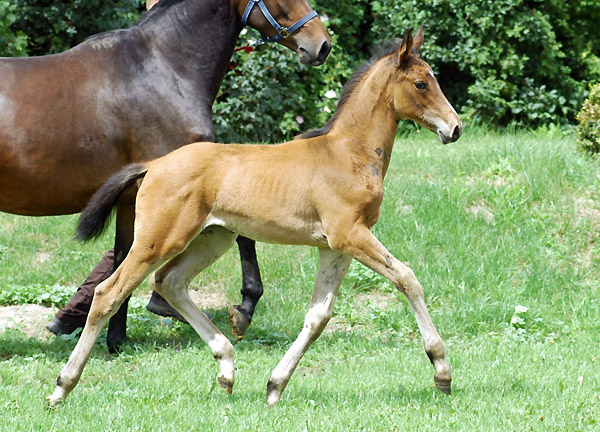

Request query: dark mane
[
  {"left": 84, "top": 0, "right": 188, "bottom": 43},
  {"left": 296, "top": 41, "right": 401, "bottom": 140}
]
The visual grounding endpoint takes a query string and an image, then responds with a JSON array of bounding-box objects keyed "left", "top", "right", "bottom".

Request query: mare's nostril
[{"left": 318, "top": 40, "right": 332, "bottom": 61}]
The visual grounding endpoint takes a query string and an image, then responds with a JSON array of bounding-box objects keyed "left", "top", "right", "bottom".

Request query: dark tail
[{"left": 76, "top": 163, "right": 149, "bottom": 241}]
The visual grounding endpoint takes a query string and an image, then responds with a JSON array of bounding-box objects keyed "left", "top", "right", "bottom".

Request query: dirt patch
[
  {"left": 137, "top": 288, "right": 229, "bottom": 311},
  {"left": 0, "top": 304, "right": 55, "bottom": 340},
  {"left": 0, "top": 288, "right": 230, "bottom": 340}
]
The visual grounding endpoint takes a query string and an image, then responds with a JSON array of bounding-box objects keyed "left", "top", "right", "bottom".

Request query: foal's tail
[{"left": 76, "top": 163, "right": 149, "bottom": 241}]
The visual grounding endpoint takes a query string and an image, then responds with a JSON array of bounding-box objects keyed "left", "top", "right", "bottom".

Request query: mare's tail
[{"left": 76, "top": 163, "right": 148, "bottom": 241}]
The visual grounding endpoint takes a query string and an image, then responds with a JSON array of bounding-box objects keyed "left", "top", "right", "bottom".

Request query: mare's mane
[
  {"left": 296, "top": 41, "right": 401, "bottom": 140},
  {"left": 84, "top": 0, "right": 188, "bottom": 43}
]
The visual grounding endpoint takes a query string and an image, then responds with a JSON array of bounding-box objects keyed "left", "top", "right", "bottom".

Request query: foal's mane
[{"left": 296, "top": 41, "right": 401, "bottom": 140}]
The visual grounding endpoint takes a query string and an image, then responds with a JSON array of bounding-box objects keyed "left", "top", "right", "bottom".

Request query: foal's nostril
[{"left": 452, "top": 125, "right": 461, "bottom": 141}]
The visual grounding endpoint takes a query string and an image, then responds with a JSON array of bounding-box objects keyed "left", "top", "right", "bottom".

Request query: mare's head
[
  {"left": 236, "top": 0, "right": 331, "bottom": 65},
  {"left": 388, "top": 26, "right": 462, "bottom": 144}
]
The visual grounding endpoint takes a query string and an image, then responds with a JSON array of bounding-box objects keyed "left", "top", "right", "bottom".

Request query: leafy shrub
[
  {"left": 0, "top": 1, "right": 28, "bottom": 56},
  {"left": 576, "top": 83, "right": 600, "bottom": 154}
]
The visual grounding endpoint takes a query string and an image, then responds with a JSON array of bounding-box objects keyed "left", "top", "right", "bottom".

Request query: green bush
[
  {"left": 576, "top": 83, "right": 600, "bottom": 154},
  {"left": 0, "top": 1, "right": 28, "bottom": 56}
]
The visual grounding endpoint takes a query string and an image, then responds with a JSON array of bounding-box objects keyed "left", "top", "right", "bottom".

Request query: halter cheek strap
[{"left": 241, "top": 0, "right": 319, "bottom": 46}]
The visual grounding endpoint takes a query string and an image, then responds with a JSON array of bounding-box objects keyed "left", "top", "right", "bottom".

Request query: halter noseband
[{"left": 241, "top": 0, "right": 318, "bottom": 46}]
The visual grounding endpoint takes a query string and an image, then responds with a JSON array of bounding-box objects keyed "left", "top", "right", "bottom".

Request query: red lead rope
[
  {"left": 230, "top": 44, "right": 254, "bottom": 70},
  {"left": 233, "top": 44, "right": 254, "bottom": 54}
]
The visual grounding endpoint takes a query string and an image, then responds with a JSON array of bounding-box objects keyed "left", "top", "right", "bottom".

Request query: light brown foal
[{"left": 47, "top": 26, "right": 461, "bottom": 407}]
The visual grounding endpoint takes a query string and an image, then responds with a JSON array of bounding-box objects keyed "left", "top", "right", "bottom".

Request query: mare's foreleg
[
  {"left": 229, "top": 236, "right": 264, "bottom": 340},
  {"left": 106, "top": 202, "right": 136, "bottom": 353},
  {"left": 153, "top": 227, "right": 238, "bottom": 393},
  {"left": 266, "top": 249, "right": 351, "bottom": 407},
  {"left": 336, "top": 226, "right": 451, "bottom": 394}
]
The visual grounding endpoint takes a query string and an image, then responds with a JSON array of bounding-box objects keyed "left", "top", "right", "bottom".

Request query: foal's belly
[{"left": 205, "top": 213, "right": 329, "bottom": 248}]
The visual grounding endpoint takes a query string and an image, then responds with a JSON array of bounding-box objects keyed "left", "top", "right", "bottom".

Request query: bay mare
[
  {"left": 0, "top": 0, "right": 331, "bottom": 350},
  {"left": 48, "top": 27, "right": 462, "bottom": 407}
]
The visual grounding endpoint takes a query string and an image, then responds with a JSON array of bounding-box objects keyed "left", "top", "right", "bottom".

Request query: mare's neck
[
  {"left": 329, "top": 59, "right": 398, "bottom": 179},
  {"left": 137, "top": 0, "right": 242, "bottom": 101}
]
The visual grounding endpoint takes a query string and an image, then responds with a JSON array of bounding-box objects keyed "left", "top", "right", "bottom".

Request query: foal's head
[
  {"left": 236, "top": 0, "right": 332, "bottom": 66},
  {"left": 388, "top": 26, "right": 462, "bottom": 144}
]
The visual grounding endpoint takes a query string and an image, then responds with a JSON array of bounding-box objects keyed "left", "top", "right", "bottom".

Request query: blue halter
[{"left": 241, "top": 0, "right": 319, "bottom": 46}]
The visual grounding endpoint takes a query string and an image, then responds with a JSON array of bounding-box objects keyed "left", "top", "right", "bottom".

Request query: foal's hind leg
[
  {"left": 229, "top": 236, "right": 264, "bottom": 340},
  {"left": 335, "top": 226, "right": 451, "bottom": 394},
  {"left": 267, "top": 248, "right": 351, "bottom": 407},
  {"left": 152, "top": 227, "right": 238, "bottom": 393}
]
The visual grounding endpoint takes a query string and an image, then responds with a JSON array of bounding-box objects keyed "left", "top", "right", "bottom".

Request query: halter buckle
[{"left": 278, "top": 28, "right": 290, "bottom": 39}]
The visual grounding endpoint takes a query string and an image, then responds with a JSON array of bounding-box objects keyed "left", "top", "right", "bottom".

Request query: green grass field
[{"left": 0, "top": 127, "right": 598, "bottom": 431}]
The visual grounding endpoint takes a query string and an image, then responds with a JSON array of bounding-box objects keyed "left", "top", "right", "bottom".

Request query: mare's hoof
[
  {"left": 107, "top": 335, "right": 129, "bottom": 354},
  {"left": 229, "top": 305, "right": 251, "bottom": 341},
  {"left": 435, "top": 377, "right": 452, "bottom": 395},
  {"left": 218, "top": 377, "right": 234, "bottom": 394}
]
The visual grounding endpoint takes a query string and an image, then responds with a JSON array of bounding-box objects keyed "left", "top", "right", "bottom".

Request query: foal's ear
[
  {"left": 395, "top": 28, "right": 414, "bottom": 67},
  {"left": 412, "top": 25, "right": 424, "bottom": 53}
]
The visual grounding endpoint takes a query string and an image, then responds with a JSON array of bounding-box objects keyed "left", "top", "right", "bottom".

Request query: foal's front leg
[
  {"left": 267, "top": 248, "right": 351, "bottom": 407},
  {"left": 338, "top": 226, "right": 452, "bottom": 394},
  {"left": 47, "top": 255, "right": 157, "bottom": 407}
]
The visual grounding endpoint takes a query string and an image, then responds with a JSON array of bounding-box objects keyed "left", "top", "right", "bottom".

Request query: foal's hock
[{"left": 48, "top": 26, "right": 461, "bottom": 408}]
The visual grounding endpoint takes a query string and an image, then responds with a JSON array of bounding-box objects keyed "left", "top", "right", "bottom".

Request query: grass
[{"left": 0, "top": 126, "right": 599, "bottom": 431}]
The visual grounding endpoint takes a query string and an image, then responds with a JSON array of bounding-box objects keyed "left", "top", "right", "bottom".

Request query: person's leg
[{"left": 47, "top": 249, "right": 115, "bottom": 335}]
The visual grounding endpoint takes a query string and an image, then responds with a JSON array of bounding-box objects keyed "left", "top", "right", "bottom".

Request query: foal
[{"left": 48, "top": 26, "right": 461, "bottom": 407}]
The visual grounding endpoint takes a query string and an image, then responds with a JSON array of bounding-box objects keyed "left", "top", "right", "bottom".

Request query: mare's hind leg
[
  {"left": 106, "top": 202, "right": 136, "bottom": 353},
  {"left": 335, "top": 226, "right": 451, "bottom": 394},
  {"left": 47, "top": 248, "right": 162, "bottom": 407},
  {"left": 152, "top": 227, "right": 238, "bottom": 393},
  {"left": 229, "top": 236, "right": 264, "bottom": 341},
  {"left": 267, "top": 248, "right": 351, "bottom": 407}
]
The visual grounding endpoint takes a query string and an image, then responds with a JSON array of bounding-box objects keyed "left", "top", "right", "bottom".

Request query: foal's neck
[{"left": 329, "top": 59, "right": 398, "bottom": 179}]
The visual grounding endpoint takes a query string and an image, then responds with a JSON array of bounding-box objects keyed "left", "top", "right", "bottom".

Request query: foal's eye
[{"left": 415, "top": 81, "right": 427, "bottom": 90}]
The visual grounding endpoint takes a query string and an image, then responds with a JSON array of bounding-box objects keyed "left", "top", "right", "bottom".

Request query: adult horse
[
  {"left": 0, "top": 0, "right": 331, "bottom": 351},
  {"left": 47, "top": 26, "right": 461, "bottom": 408}
]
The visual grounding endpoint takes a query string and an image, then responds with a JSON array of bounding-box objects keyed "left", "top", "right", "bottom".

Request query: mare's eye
[{"left": 415, "top": 81, "right": 427, "bottom": 90}]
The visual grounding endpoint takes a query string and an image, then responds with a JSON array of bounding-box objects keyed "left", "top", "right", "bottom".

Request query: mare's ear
[
  {"left": 394, "top": 28, "right": 414, "bottom": 67},
  {"left": 412, "top": 25, "right": 424, "bottom": 53}
]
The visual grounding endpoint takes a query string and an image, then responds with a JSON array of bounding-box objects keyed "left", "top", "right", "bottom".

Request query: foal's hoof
[
  {"left": 435, "top": 377, "right": 452, "bottom": 395},
  {"left": 218, "top": 376, "right": 234, "bottom": 394},
  {"left": 228, "top": 305, "right": 251, "bottom": 341}
]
